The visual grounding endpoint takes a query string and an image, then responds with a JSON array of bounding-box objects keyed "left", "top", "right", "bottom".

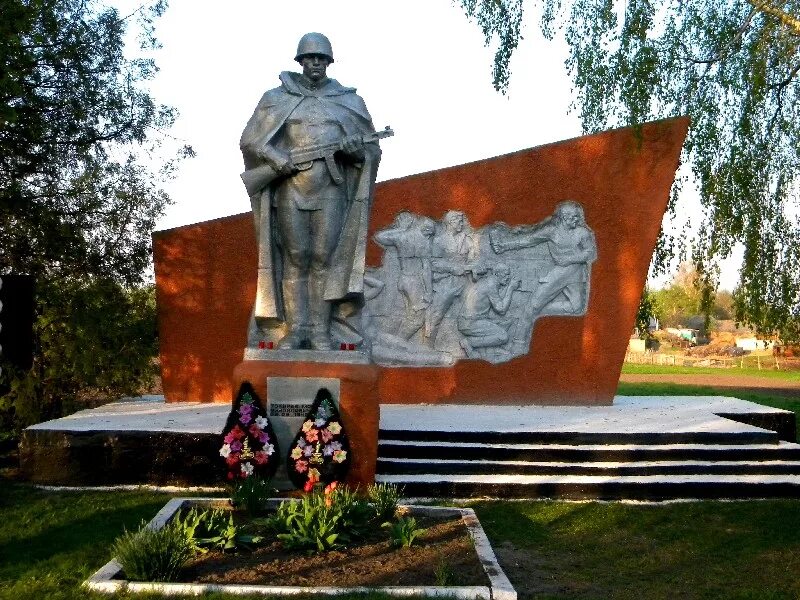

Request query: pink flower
[
  {"left": 305, "top": 428, "right": 319, "bottom": 443},
  {"left": 295, "top": 460, "right": 308, "bottom": 473},
  {"left": 253, "top": 451, "right": 268, "bottom": 465},
  {"left": 321, "top": 429, "right": 334, "bottom": 443}
]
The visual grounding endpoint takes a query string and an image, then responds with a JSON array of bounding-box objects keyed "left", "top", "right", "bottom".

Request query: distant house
[{"left": 735, "top": 337, "right": 774, "bottom": 352}]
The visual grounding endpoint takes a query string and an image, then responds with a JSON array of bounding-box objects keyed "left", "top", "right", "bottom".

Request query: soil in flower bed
[{"left": 181, "top": 516, "right": 489, "bottom": 587}]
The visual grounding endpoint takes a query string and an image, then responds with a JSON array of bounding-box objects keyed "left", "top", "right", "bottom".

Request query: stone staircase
[{"left": 374, "top": 399, "right": 800, "bottom": 500}]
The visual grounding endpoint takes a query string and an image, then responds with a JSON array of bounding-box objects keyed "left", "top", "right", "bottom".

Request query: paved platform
[
  {"left": 19, "top": 395, "right": 800, "bottom": 497},
  {"left": 25, "top": 395, "right": 793, "bottom": 436}
]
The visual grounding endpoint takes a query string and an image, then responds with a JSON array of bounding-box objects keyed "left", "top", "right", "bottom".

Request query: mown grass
[
  {"left": 621, "top": 362, "right": 800, "bottom": 381},
  {"left": 0, "top": 482, "right": 452, "bottom": 600},
  {"left": 3, "top": 481, "right": 800, "bottom": 600},
  {"left": 473, "top": 499, "right": 800, "bottom": 600}
]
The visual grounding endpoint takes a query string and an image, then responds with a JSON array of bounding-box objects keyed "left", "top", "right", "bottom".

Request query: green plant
[
  {"left": 231, "top": 476, "right": 274, "bottom": 516},
  {"left": 367, "top": 482, "right": 402, "bottom": 522},
  {"left": 267, "top": 483, "right": 373, "bottom": 553},
  {"left": 175, "top": 506, "right": 260, "bottom": 553},
  {"left": 434, "top": 560, "right": 454, "bottom": 586},
  {"left": 329, "top": 484, "right": 374, "bottom": 540},
  {"left": 384, "top": 516, "right": 425, "bottom": 549},
  {"left": 110, "top": 520, "right": 193, "bottom": 582},
  {"left": 272, "top": 494, "right": 343, "bottom": 553}
]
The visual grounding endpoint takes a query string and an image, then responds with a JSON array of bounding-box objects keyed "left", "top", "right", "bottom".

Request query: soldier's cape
[{"left": 240, "top": 72, "right": 381, "bottom": 324}]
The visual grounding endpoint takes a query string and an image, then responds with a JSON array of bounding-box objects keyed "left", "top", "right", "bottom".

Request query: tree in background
[
  {"left": 459, "top": 0, "right": 800, "bottom": 343},
  {"left": 0, "top": 0, "right": 190, "bottom": 429}
]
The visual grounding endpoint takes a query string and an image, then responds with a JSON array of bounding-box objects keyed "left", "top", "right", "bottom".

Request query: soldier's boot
[
  {"left": 308, "top": 276, "right": 333, "bottom": 351},
  {"left": 277, "top": 276, "right": 307, "bottom": 349}
]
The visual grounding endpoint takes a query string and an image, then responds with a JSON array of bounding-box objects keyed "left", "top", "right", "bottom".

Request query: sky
[{"left": 122, "top": 0, "right": 741, "bottom": 290}]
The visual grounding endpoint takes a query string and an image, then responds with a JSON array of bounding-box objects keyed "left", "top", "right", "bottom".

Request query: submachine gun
[{"left": 241, "top": 126, "right": 394, "bottom": 197}]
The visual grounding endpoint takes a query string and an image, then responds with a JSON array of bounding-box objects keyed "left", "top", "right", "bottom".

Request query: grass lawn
[
  {"left": 473, "top": 499, "right": 800, "bottom": 600},
  {"left": 1, "top": 482, "right": 800, "bottom": 600},
  {"left": 621, "top": 362, "right": 800, "bottom": 382}
]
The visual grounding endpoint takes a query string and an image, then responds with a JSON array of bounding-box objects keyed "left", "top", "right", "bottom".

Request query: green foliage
[
  {"left": 384, "top": 516, "right": 425, "bottom": 549},
  {"left": 271, "top": 494, "right": 343, "bottom": 553},
  {"left": 459, "top": 0, "right": 800, "bottom": 343},
  {"left": 1, "top": 281, "right": 159, "bottom": 430},
  {"left": 110, "top": 519, "right": 193, "bottom": 582},
  {"left": 635, "top": 287, "right": 658, "bottom": 339},
  {"left": 267, "top": 484, "right": 374, "bottom": 553},
  {"left": 175, "top": 506, "right": 258, "bottom": 553},
  {"left": 231, "top": 475, "right": 274, "bottom": 516},
  {"left": 434, "top": 560, "right": 455, "bottom": 586},
  {"left": 367, "top": 482, "right": 403, "bottom": 522},
  {"left": 0, "top": 0, "right": 192, "bottom": 431}
]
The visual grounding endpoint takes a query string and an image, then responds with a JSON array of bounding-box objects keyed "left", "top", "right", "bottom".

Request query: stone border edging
[{"left": 84, "top": 497, "right": 517, "bottom": 600}]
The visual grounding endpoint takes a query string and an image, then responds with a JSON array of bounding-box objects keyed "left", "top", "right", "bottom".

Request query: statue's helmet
[{"left": 295, "top": 32, "right": 334, "bottom": 64}]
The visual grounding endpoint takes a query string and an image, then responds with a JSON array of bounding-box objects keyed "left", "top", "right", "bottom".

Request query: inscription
[{"left": 270, "top": 403, "right": 312, "bottom": 418}]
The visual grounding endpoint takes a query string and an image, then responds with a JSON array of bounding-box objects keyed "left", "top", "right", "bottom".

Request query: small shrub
[
  {"left": 434, "top": 560, "right": 454, "bottom": 586},
  {"left": 111, "top": 520, "right": 193, "bottom": 582},
  {"left": 231, "top": 476, "right": 274, "bottom": 516},
  {"left": 367, "top": 482, "right": 402, "bottom": 522},
  {"left": 384, "top": 516, "right": 425, "bottom": 548}
]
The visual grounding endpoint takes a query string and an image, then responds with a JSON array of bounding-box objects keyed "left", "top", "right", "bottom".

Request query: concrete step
[
  {"left": 378, "top": 428, "right": 780, "bottom": 445},
  {"left": 377, "top": 440, "right": 800, "bottom": 463},
  {"left": 374, "top": 473, "right": 800, "bottom": 500},
  {"left": 377, "top": 457, "right": 800, "bottom": 477}
]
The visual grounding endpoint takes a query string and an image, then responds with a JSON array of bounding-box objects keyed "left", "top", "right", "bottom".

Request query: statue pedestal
[{"left": 232, "top": 360, "right": 379, "bottom": 489}]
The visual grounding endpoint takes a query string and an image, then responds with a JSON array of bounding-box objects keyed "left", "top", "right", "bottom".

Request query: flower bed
[{"left": 84, "top": 497, "right": 516, "bottom": 599}]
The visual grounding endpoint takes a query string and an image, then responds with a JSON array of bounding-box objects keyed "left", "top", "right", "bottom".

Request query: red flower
[
  {"left": 253, "top": 451, "right": 268, "bottom": 465},
  {"left": 230, "top": 426, "right": 245, "bottom": 440},
  {"left": 249, "top": 424, "right": 262, "bottom": 437},
  {"left": 305, "top": 428, "right": 319, "bottom": 443},
  {"left": 304, "top": 479, "right": 315, "bottom": 493},
  {"left": 295, "top": 459, "right": 308, "bottom": 473},
  {"left": 324, "top": 481, "right": 338, "bottom": 495},
  {"left": 226, "top": 472, "right": 234, "bottom": 481},
  {"left": 226, "top": 453, "right": 239, "bottom": 466}
]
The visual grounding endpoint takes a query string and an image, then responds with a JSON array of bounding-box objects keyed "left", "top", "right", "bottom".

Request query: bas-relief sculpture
[
  {"left": 239, "top": 32, "right": 391, "bottom": 354},
  {"left": 364, "top": 201, "right": 597, "bottom": 365},
  {"left": 237, "top": 33, "right": 596, "bottom": 366}
]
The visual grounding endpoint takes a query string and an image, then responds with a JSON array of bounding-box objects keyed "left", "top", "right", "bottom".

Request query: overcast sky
[{"left": 124, "top": 0, "right": 740, "bottom": 290}]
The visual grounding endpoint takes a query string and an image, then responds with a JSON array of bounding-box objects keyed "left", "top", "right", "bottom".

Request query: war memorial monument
[{"left": 20, "top": 33, "right": 800, "bottom": 499}]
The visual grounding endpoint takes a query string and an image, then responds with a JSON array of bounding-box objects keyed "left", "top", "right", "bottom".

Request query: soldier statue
[{"left": 240, "top": 33, "right": 390, "bottom": 351}]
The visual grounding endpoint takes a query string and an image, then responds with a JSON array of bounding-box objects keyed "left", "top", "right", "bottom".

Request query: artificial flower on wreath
[
  {"left": 219, "top": 382, "right": 279, "bottom": 481},
  {"left": 286, "top": 387, "right": 351, "bottom": 489}
]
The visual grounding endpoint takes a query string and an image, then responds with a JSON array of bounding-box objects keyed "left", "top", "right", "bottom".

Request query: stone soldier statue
[{"left": 240, "top": 33, "right": 389, "bottom": 351}]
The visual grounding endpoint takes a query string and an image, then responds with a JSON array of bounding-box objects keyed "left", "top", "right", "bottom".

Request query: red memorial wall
[{"left": 154, "top": 117, "right": 688, "bottom": 406}]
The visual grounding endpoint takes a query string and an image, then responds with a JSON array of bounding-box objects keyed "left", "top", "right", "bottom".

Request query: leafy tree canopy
[
  {"left": 459, "top": 0, "right": 800, "bottom": 342},
  {"left": 0, "top": 0, "right": 190, "bottom": 428}
]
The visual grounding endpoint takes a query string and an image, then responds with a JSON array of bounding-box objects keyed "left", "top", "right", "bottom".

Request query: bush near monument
[{"left": 0, "top": 0, "right": 191, "bottom": 434}]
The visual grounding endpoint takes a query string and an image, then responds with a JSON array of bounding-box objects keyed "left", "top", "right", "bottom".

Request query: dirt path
[{"left": 619, "top": 373, "right": 800, "bottom": 399}]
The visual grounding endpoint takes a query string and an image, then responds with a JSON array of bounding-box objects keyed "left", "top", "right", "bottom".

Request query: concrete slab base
[{"left": 18, "top": 396, "right": 800, "bottom": 498}]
